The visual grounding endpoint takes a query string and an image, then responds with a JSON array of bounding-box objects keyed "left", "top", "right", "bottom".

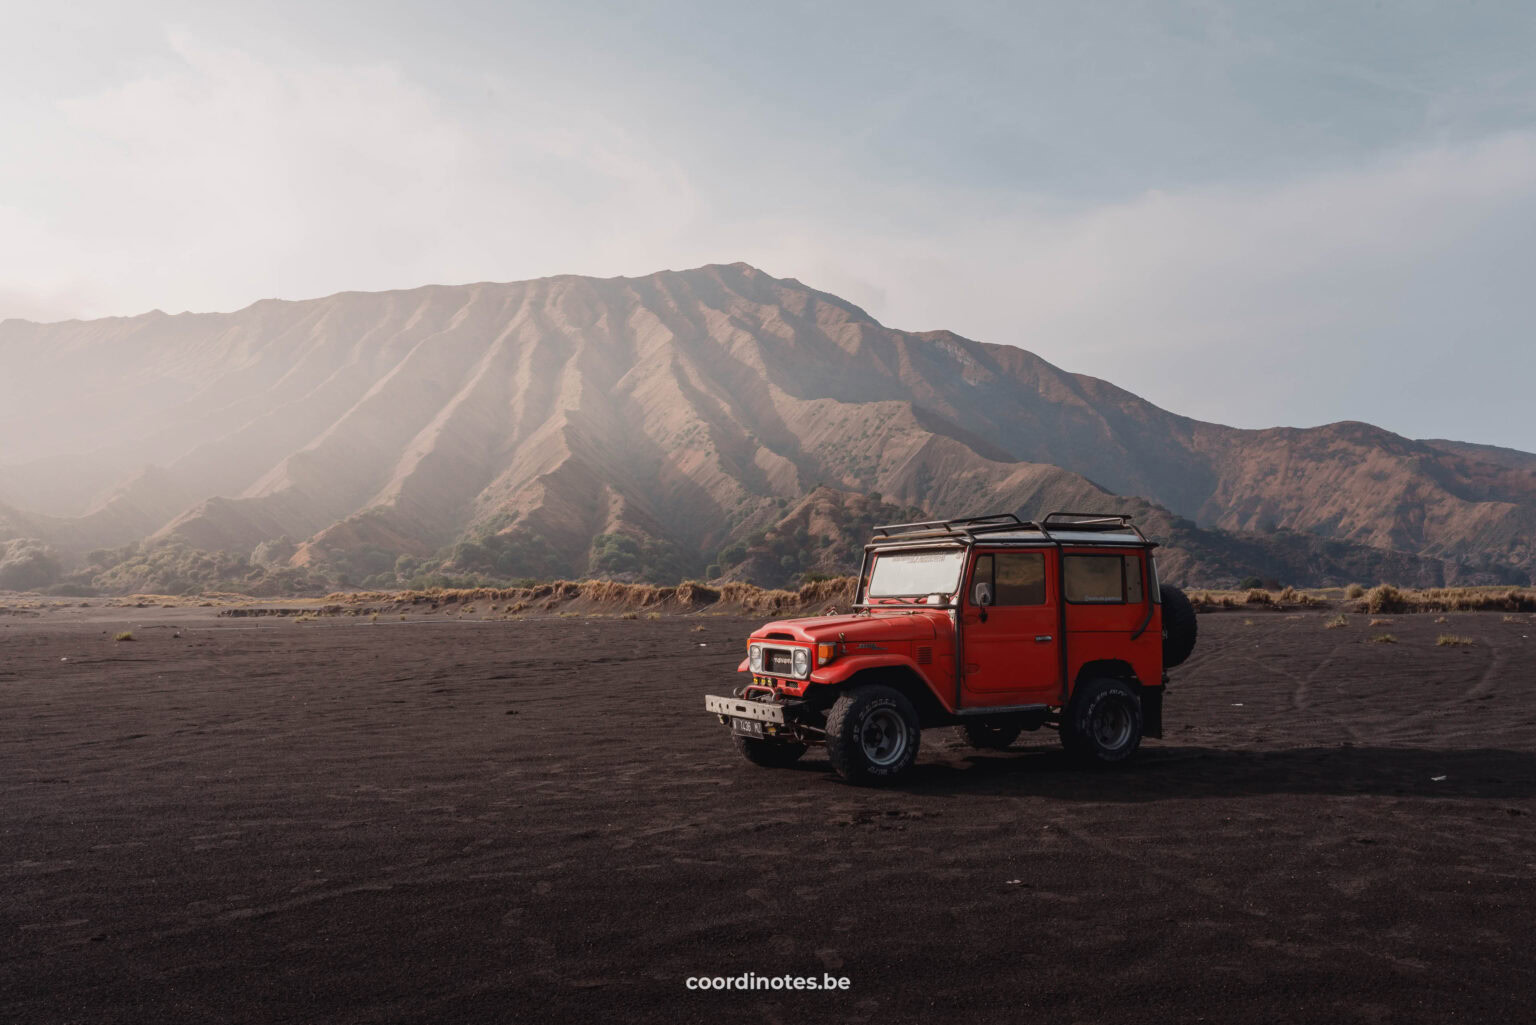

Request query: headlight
[
  {"left": 792, "top": 647, "right": 810, "bottom": 678},
  {"left": 749, "top": 644, "right": 763, "bottom": 672}
]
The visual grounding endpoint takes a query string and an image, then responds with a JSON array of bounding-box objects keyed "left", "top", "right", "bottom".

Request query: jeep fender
[
  {"left": 810, "top": 654, "right": 956, "bottom": 718},
  {"left": 735, "top": 654, "right": 954, "bottom": 718},
  {"left": 811, "top": 652, "right": 925, "bottom": 686},
  {"left": 737, "top": 653, "right": 934, "bottom": 685}
]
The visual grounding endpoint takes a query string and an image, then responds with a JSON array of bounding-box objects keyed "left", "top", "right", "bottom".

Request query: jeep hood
[{"left": 750, "top": 611, "right": 940, "bottom": 645}]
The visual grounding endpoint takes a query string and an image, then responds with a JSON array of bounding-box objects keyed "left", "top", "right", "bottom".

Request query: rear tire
[
  {"left": 825, "top": 685, "right": 921, "bottom": 785},
  {"left": 952, "top": 722, "right": 1023, "bottom": 750},
  {"left": 1060, "top": 677, "right": 1142, "bottom": 765},
  {"left": 733, "top": 734, "right": 807, "bottom": 768},
  {"left": 1160, "top": 584, "right": 1198, "bottom": 669}
]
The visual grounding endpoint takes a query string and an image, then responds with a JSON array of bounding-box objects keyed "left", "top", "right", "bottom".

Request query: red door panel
[{"left": 960, "top": 549, "right": 1061, "bottom": 706}]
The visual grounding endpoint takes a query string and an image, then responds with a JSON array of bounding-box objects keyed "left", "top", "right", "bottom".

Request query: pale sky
[{"left": 5, "top": 2, "right": 1536, "bottom": 450}]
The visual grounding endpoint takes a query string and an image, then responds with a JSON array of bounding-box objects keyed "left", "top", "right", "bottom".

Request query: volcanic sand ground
[{"left": 2, "top": 606, "right": 1534, "bottom": 1024}]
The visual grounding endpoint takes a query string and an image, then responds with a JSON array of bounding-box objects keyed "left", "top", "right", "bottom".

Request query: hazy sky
[{"left": 5, "top": 2, "right": 1536, "bottom": 449}]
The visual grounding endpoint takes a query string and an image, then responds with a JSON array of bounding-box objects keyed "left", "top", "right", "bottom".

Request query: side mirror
[{"left": 972, "top": 581, "right": 994, "bottom": 608}]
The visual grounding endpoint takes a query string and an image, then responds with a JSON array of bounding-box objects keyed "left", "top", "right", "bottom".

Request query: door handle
[{"left": 1034, "top": 635, "right": 1053, "bottom": 643}]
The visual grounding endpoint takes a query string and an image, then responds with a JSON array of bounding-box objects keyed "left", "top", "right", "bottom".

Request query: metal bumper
[{"left": 704, "top": 694, "right": 786, "bottom": 724}]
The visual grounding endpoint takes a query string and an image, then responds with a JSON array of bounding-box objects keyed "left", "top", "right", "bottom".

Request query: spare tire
[{"left": 1160, "top": 584, "right": 1198, "bottom": 669}]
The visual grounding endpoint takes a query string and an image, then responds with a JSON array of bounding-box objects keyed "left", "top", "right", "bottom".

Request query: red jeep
[{"left": 705, "top": 512, "right": 1198, "bottom": 784}]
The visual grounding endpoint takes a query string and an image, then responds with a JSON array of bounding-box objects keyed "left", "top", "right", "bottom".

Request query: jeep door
[
  {"left": 1061, "top": 548, "right": 1160, "bottom": 693},
  {"left": 960, "top": 548, "right": 1061, "bottom": 705}
]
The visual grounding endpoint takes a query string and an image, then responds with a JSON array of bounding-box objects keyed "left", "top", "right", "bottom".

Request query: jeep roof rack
[
  {"left": 871, "top": 513, "right": 1023, "bottom": 537},
  {"left": 1040, "top": 511, "right": 1137, "bottom": 531},
  {"left": 870, "top": 510, "right": 1151, "bottom": 546}
]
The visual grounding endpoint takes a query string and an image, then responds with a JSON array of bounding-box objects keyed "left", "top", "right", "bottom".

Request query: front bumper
[{"left": 704, "top": 694, "right": 786, "bottom": 724}]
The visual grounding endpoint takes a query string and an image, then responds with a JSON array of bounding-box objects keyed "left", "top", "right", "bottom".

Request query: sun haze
[{"left": 4, "top": 2, "right": 1536, "bottom": 448}]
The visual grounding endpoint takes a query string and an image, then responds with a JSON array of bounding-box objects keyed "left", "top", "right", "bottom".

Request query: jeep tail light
[{"left": 816, "top": 642, "right": 837, "bottom": 666}]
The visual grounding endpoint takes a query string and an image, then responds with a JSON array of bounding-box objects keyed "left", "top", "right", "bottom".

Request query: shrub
[
  {"left": 1238, "top": 576, "right": 1264, "bottom": 590},
  {"left": 1244, "top": 589, "right": 1273, "bottom": 605},
  {"left": 1345, "top": 583, "right": 1365, "bottom": 599},
  {"left": 1363, "top": 584, "right": 1406, "bottom": 615}
]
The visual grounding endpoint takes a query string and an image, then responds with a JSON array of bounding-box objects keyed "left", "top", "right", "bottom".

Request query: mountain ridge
[{"left": 0, "top": 262, "right": 1530, "bottom": 593}]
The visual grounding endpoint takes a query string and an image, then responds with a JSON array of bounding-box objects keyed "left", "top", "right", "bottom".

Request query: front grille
[{"left": 765, "top": 648, "right": 794, "bottom": 675}]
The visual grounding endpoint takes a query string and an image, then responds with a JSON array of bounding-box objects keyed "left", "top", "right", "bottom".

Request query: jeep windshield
[{"left": 865, "top": 549, "right": 966, "bottom": 601}]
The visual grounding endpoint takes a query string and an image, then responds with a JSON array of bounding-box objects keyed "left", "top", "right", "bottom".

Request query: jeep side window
[
  {"left": 1125, "top": 554, "right": 1143, "bottom": 603},
  {"left": 1065, "top": 553, "right": 1142, "bottom": 603},
  {"left": 970, "top": 552, "right": 1046, "bottom": 606},
  {"left": 971, "top": 554, "right": 993, "bottom": 604},
  {"left": 995, "top": 552, "right": 1046, "bottom": 605}
]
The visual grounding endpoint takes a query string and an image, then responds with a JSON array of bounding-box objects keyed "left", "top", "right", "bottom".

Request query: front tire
[
  {"left": 825, "top": 685, "right": 921, "bottom": 785},
  {"left": 1060, "top": 678, "right": 1143, "bottom": 765},
  {"left": 733, "top": 734, "right": 808, "bottom": 768}
]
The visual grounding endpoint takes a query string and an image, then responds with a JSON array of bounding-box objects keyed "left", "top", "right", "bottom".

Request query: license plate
[{"left": 731, "top": 718, "right": 765, "bottom": 738}]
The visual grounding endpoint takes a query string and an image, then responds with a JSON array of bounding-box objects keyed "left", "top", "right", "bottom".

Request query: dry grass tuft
[
  {"left": 1436, "top": 634, "right": 1475, "bottom": 647},
  {"left": 114, "top": 631, "right": 134, "bottom": 642},
  {"left": 1324, "top": 614, "right": 1349, "bottom": 630},
  {"left": 1369, "top": 617, "right": 1394, "bottom": 626},
  {"left": 1192, "top": 587, "right": 1324, "bottom": 610},
  {"left": 1363, "top": 584, "right": 1405, "bottom": 615},
  {"left": 620, "top": 611, "right": 638, "bottom": 620},
  {"left": 1270, "top": 586, "right": 1326, "bottom": 607},
  {"left": 1356, "top": 585, "right": 1536, "bottom": 615},
  {"left": 1345, "top": 583, "right": 1366, "bottom": 599},
  {"left": 1242, "top": 618, "right": 1255, "bottom": 627},
  {"left": 1435, "top": 616, "right": 1449, "bottom": 624},
  {"left": 1369, "top": 633, "right": 1398, "bottom": 644},
  {"left": 321, "top": 575, "right": 856, "bottom": 619},
  {"left": 1502, "top": 615, "right": 1525, "bottom": 624}
]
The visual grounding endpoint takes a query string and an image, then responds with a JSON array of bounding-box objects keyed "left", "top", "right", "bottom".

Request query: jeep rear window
[
  {"left": 867, "top": 549, "right": 966, "bottom": 598},
  {"left": 1065, "top": 554, "right": 1145, "bottom": 603}
]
